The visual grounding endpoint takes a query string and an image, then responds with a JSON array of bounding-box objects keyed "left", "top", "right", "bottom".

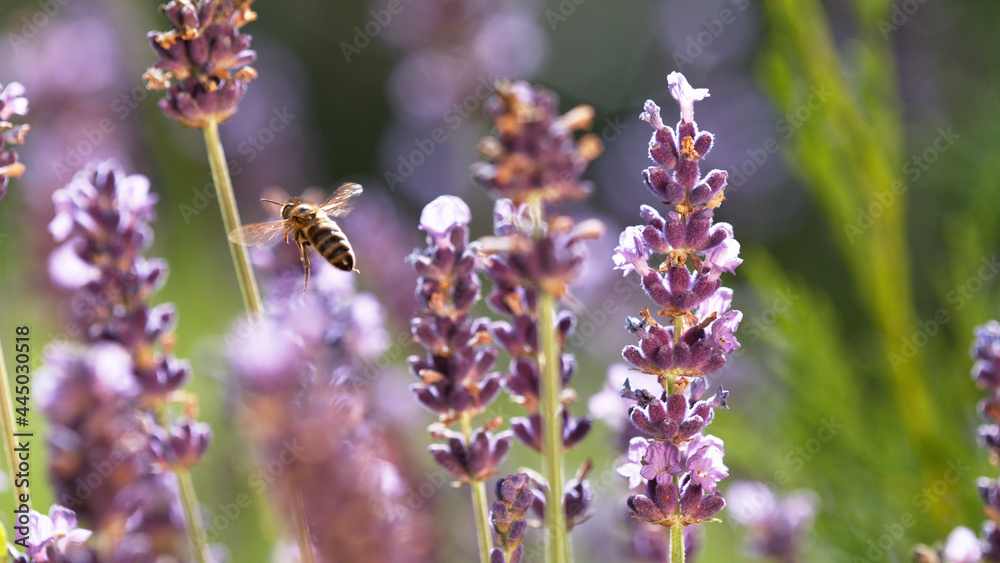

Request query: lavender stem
[
  {"left": 0, "top": 336, "right": 30, "bottom": 511},
  {"left": 178, "top": 470, "right": 208, "bottom": 563},
  {"left": 201, "top": 118, "right": 264, "bottom": 316},
  {"left": 290, "top": 490, "right": 316, "bottom": 563},
  {"left": 538, "top": 290, "right": 570, "bottom": 563},
  {"left": 670, "top": 509, "right": 684, "bottom": 563},
  {"left": 462, "top": 412, "right": 493, "bottom": 563}
]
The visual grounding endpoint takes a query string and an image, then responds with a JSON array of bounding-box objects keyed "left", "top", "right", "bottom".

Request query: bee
[{"left": 228, "top": 183, "right": 362, "bottom": 291}]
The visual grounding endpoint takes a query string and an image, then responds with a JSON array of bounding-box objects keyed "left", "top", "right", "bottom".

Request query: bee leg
[{"left": 298, "top": 242, "right": 311, "bottom": 292}]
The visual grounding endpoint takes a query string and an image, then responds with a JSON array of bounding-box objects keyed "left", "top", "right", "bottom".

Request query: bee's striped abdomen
[{"left": 306, "top": 220, "right": 356, "bottom": 272}]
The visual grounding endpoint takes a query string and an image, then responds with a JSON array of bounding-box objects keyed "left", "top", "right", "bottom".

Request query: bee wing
[
  {"left": 319, "top": 182, "right": 363, "bottom": 218},
  {"left": 228, "top": 220, "right": 289, "bottom": 248}
]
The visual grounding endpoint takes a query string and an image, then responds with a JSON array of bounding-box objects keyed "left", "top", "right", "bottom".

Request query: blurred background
[{"left": 1, "top": 0, "right": 999, "bottom": 561}]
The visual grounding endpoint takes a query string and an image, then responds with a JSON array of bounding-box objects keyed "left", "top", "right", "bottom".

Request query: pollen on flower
[{"left": 680, "top": 136, "right": 700, "bottom": 160}]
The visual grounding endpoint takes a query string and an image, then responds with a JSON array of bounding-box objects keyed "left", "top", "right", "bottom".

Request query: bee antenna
[{"left": 260, "top": 198, "right": 283, "bottom": 207}]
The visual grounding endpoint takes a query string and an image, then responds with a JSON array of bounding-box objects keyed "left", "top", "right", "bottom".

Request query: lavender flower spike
[
  {"left": 144, "top": 0, "right": 257, "bottom": 128},
  {"left": 0, "top": 82, "right": 29, "bottom": 199},
  {"left": 43, "top": 160, "right": 209, "bottom": 560},
  {"left": 618, "top": 73, "right": 741, "bottom": 558},
  {"left": 916, "top": 321, "right": 1000, "bottom": 560},
  {"left": 408, "top": 195, "right": 509, "bottom": 562}
]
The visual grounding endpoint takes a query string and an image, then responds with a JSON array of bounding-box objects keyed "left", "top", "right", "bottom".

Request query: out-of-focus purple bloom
[
  {"left": 231, "top": 249, "right": 436, "bottom": 561},
  {"left": 144, "top": 0, "right": 258, "bottom": 128},
  {"left": 149, "top": 420, "right": 213, "bottom": 471},
  {"left": 379, "top": 0, "right": 547, "bottom": 122},
  {"left": 48, "top": 161, "right": 189, "bottom": 399},
  {"left": 19, "top": 505, "right": 92, "bottom": 562},
  {"left": 471, "top": 80, "right": 602, "bottom": 205},
  {"left": 943, "top": 526, "right": 983, "bottom": 563},
  {"left": 41, "top": 159, "right": 211, "bottom": 560},
  {"left": 36, "top": 343, "right": 188, "bottom": 560},
  {"left": 0, "top": 81, "right": 29, "bottom": 199},
  {"left": 728, "top": 481, "right": 818, "bottom": 562}
]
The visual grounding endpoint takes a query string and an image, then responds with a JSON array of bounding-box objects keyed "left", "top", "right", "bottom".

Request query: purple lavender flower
[
  {"left": 617, "top": 73, "right": 740, "bottom": 537},
  {"left": 36, "top": 343, "right": 189, "bottom": 560},
  {"left": 0, "top": 81, "right": 29, "bottom": 199},
  {"left": 379, "top": 0, "right": 547, "bottom": 122},
  {"left": 144, "top": 0, "right": 258, "bottom": 128},
  {"left": 231, "top": 249, "right": 435, "bottom": 562},
  {"left": 8, "top": 505, "right": 92, "bottom": 563},
  {"left": 471, "top": 80, "right": 603, "bottom": 206},
  {"left": 408, "top": 196, "right": 505, "bottom": 427},
  {"left": 490, "top": 473, "right": 534, "bottom": 563},
  {"left": 471, "top": 80, "right": 605, "bottom": 552},
  {"left": 42, "top": 160, "right": 210, "bottom": 559},
  {"left": 49, "top": 160, "right": 190, "bottom": 400},
  {"left": 728, "top": 481, "right": 818, "bottom": 562}
]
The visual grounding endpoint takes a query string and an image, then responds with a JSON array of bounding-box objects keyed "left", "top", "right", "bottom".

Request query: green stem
[
  {"left": 538, "top": 291, "right": 570, "bottom": 563},
  {"left": 524, "top": 194, "right": 570, "bottom": 563},
  {"left": 670, "top": 522, "right": 684, "bottom": 563},
  {"left": 201, "top": 119, "right": 264, "bottom": 317},
  {"left": 177, "top": 470, "right": 208, "bottom": 563},
  {"left": 202, "top": 121, "right": 316, "bottom": 559},
  {"left": 0, "top": 336, "right": 30, "bottom": 511},
  {"left": 461, "top": 412, "right": 493, "bottom": 563},
  {"left": 290, "top": 490, "right": 316, "bottom": 563}
]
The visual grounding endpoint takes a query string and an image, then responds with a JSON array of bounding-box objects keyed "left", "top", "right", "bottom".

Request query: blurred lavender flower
[
  {"left": 6, "top": 505, "right": 92, "bottom": 563},
  {"left": 471, "top": 80, "right": 602, "bottom": 205},
  {"left": 378, "top": 0, "right": 547, "bottom": 122},
  {"left": 0, "top": 81, "right": 29, "bottom": 199},
  {"left": 616, "top": 73, "right": 740, "bottom": 540},
  {"left": 0, "top": 3, "right": 141, "bottom": 222},
  {"left": 42, "top": 160, "right": 208, "bottom": 559},
  {"left": 231, "top": 253, "right": 435, "bottom": 562},
  {"left": 144, "top": 0, "right": 258, "bottom": 128},
  {"left": 728, "top": 481, "right": 818, "bottom": 562}
]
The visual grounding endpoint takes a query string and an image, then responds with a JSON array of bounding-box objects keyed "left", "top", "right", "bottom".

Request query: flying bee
[{"left": 228, "top": 183, "right": 362, "bottom": 292}]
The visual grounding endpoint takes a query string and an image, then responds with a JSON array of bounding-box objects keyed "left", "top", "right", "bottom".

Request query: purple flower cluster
[
  {"left": 472, "top": 80, "right": 604, "bottom": 528},
  {"left": 920, "top": 321, "right": 1000, "bottom": 561},
  {"left": 407, "top": 195, "right": 510, "bottom": 483},
  {"left": 728, "top": 481, "right": 819, "bottom": 562},
  {"left": 471, "top": 80, "right": 602, "bottom": 205},
  {"left": 0, "top": 82, "right": 29, "bottom": 200},
  {"left": 41, "top": 160, "right": 209, "bottom": 559},
  {"left": 614, "top": 73, "right": 740, "bottom": 532},
  {"left": 379, "top": 0, "right": 547, "bottom": 121},
  {"left": 6, "top": 505, "right": 92, "bottom": 563},
  {"left": 230, "top": 253, "right": 434, "bottom": 562},
  {"left": 144, "top": 0, "right": 257, "bottom": 128}
]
